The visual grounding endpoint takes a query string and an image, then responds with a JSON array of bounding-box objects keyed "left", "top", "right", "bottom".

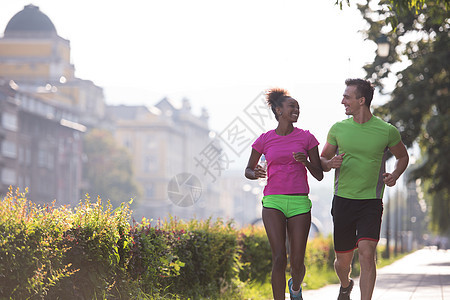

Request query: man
[{"left": 320, "top": 78, "right": 409, "bottom": 300}]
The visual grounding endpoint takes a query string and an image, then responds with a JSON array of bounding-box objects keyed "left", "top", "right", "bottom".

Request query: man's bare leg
[
  {"left": 358, "top": 240, "right": 378, "bottom": 300},
  {"left": 335, "top": 250, "right": 354, "bottom": 288}
]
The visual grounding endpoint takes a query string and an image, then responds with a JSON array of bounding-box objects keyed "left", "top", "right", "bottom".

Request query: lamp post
[
  {"left": 377, "top": 33, "right": 391, "bottom": 259},
  {"left": 383, "top": 191, "right": 391, "bottom": 259}
]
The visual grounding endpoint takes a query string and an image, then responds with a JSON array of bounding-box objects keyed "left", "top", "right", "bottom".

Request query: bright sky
[{"left": 0, "top": 0, "right": 383, "bottom": 168}]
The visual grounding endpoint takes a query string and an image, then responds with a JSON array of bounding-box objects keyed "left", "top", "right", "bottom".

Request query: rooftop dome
[{"left": 4, "top": 4, "right": 57, "bottom": 38}]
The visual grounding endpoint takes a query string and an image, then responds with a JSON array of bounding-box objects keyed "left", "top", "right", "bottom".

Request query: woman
[{"left": 245, "top": 88, "right": 323, "bottom": 300}]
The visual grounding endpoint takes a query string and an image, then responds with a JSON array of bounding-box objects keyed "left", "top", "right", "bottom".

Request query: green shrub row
[{"left": 0, "top": 188, "right": 336, "bottom": 299}]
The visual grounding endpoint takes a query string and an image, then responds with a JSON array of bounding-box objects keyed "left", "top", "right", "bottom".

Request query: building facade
[
  {"left": 0, "top": 5, "right": 104, "bottom": 204},
  {"left": 0, "top": 80, "right": 84, "bottom": 205},
  {"left": 0, "top": 4, "right": 106, "bottom": 128},
  {"left": 107, "top": 98, "right": 235, "bottom": 221}
]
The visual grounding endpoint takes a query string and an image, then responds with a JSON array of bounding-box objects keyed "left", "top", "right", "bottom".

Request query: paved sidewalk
[{"left": 293, "top": 247, "right": 450, "bottom": 300}]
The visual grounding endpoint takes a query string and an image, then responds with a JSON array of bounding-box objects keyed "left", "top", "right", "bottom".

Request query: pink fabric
[{"left": 252, "top": 128, "right": 319, "bottom": 196}]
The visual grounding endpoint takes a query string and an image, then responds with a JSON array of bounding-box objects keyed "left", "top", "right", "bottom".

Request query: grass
[
  {"left": 376, "top": 250, "right": 410, "bottom": 269},
  {"left": 302, "top": 266, "right": 340, "bottom": 290},
  {"left": 240, "top": 278, "right": 274, "bottom": 299},
  {"left": 240, "top": 267, "right": 339, "bottom": 299},
  {"left": 240, "top": 247, "right": 411, "bottom": 299}
]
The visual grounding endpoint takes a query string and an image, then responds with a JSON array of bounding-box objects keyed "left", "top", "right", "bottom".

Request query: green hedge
[
  {"left": 238, "top": 226, "right": 272, "bottom": 283},
  {"left": 0, "top": 188, "right": 337, "bottom": 299}
]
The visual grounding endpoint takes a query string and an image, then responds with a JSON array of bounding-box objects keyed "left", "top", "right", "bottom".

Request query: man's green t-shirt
[{"left": 327, "top": 116, "right": 401, "bottom": 199}]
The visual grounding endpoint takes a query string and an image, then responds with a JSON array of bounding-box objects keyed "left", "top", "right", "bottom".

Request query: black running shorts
[{"left": 331, "top": 195, "right": 383, "bottom": 253}]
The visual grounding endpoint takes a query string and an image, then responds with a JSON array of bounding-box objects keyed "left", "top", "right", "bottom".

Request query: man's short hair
[{"left": 345, "top": 78, "right": 374, "bottom": 107}]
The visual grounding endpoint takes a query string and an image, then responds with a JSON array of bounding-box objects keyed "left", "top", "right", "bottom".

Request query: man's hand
[
  {"left": 384, "top": 141, "right": 409, "bottom": 187},
  {"left": 383, "top": 172, "right": 399, "bottom": 187},
  {"left": 327, "top": 153, "right": 345, "bottom": 169}
]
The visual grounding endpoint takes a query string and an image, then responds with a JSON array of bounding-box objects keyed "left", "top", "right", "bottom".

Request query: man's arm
[
  {"left": 320, "top": 142, "right": 344, "bottom": 172},
  {"left": 383, "top": 141, "right": 409, "bottom": 187}
]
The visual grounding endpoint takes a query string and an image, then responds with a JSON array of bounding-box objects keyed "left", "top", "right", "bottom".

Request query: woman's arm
[
  {"left": 245, "top": 148, "right": 266, "bottom": 180},
  {"left": 293, "top": 146, "right": 324, "bottom": 181}
]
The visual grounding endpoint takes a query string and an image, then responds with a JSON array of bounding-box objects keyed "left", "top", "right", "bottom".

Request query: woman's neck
[{"left": 275, "top": 123, "right": 294, "bottom": 136}]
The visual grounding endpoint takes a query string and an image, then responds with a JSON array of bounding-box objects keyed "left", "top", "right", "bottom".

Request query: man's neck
[{"left": 352, "top": 107, "right": 373, "bottom": 124}]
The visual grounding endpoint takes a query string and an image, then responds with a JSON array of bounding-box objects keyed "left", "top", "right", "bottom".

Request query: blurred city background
[{"left": 0, "top": 0, "right": 448, "bottom": 251}]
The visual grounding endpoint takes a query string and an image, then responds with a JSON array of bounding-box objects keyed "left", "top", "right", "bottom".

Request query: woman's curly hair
[{"left": 266, "top": 88, "right": 291, "bottom": 120}]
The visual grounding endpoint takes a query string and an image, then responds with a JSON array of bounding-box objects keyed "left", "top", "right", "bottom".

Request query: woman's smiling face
[{"left": 279, "top": 97, "right": 300, "bottom": 123}]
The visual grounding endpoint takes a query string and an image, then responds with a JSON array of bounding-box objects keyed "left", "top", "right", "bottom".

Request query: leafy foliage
[
  {"left": 128, "top": 218, "right": 186, "bottom": 296},
  {"left": 238, "top": 226, "right": 272, "bottom": 283},
  {"left": 336, "top": 0, "right": 449, "bottom": 27},
  {"left": 48, "top": 195, "right": 133, "bottom": 299},
  {"left": 2, "top": 190, "right": 393, "bottom": 298},
  {"left": 0, "top": 188, "right": 76, "bottom": 299},
  {"left": 157, "top": 217, "right": 241, "bottom": 298},
  {"left": 0, "top": 191, "right": 245, "bottom": 299},
  {"left": 305, "top": 235, "right": 335, "bottom": 270},
  {"left": 356, "top": 0, "right": 449, "bottom": 233}
]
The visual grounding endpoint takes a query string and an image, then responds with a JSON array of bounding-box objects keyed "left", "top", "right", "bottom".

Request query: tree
[
  {"left": 354, "top": 0, "right": 449, "bottom": 233},
  {"left": 337, "top": 0, "right": 449, "bottom": 30},
  {"left": 337, "top": 0, "right": 450, "bottom": 14},
  {"left": 82, "top": 129, "right": 142, "bottom": 208}
]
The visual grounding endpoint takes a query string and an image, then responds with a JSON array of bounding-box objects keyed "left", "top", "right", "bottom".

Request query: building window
[
  {"left": 1, "top": 168, "right": 16, "bottom": 185},
  {"left": 47, "top": 152, "right": 54, "bottom": 170},
  {"left": 18, "top": 146, "right": 24, "bottom": 164},
  {"left": 124, "top": 137, "right": 132, "bottom": 149},
  {"left": 18, "top": 176, "right": 24, "bottom": 189},
  {"left": 25, "top": 148, "right": 31, "bottom": 166},
  {"left": 1, "top": 140, "right": 17, "bottom": 158},
  {"left": 24, "top": 97, "right": 36, "bottom": 111},
  {"left": 25, "top": 176, "right": 30, "bottom": 188},
  {"left": 38, "top": 148, "right": 46, "bottom": 167},
  {"left": 143, "top": 155, "right": 158, "bottom": 173},
  {"left": 1, "top": 112, "right": 18, "bottom": 131},
  {"left": 145, "top": 184, "right": 154, "bottom": 198},
  {"left": 37, "top": 143, "right": 55, "bottom": 170}
]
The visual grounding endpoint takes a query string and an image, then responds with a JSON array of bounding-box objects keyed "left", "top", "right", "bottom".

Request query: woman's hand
[
  {"left": 305, "top": 146, "right": 324, "bottom": 181},
  {"left": 292, "top": 152, "right": 307, "bottom": 165},
  {"left": 254, "top": 164, "right": 267, "bottom": 179},
  {"left": 245, "top": 149, "right": 265, "bottom": 180}
]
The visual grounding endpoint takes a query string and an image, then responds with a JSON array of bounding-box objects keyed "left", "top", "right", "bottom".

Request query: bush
[
  {"left": 0, "top": 188, "right": 134, "bottom": 299},
  {"left": 157, "top": 217, "right": 240, "bottom": 298},
  {"left": 305, "top": 235, "right": 334, "bottom": 270},
  {"left": 47, "top": 195, "right": 133, "bottom": 299},
  {"left": 128, "top": 218, "right": 185, "bottom": 296},
  {"left": 238, "top": 225, "right": 272, "bottom": 283},
  {"left": 0, "top": 189, "right": 341, "bottom": 299},
  {"left": 0, "top": 188, "right": 77, "bottom": 299}
]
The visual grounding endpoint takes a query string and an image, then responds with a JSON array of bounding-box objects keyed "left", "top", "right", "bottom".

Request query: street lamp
[
  {"left": 383, "top": 191, "right": 391, "bottom": 259},
  {"left": 377, "top": 32, "right": 391, "bottom": 258},
  {"left": 376, "top": 34, "right": 390, "bottom": 57}
]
